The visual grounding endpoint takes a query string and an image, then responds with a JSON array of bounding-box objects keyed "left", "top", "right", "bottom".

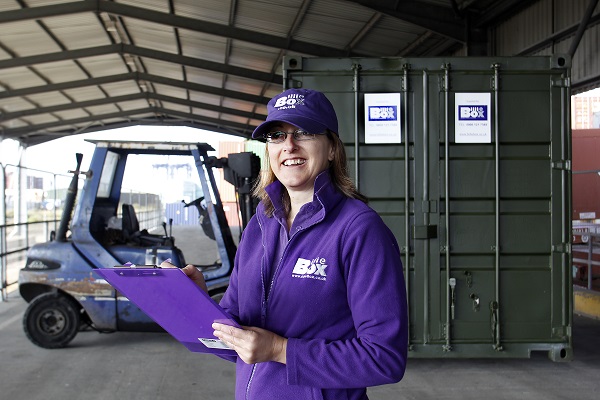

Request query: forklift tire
[{"left": 23, "top": 292, "right": 80, "bottom": 349}]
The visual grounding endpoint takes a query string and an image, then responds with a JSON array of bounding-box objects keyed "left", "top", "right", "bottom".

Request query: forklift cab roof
[{"left": 85, "top": 140, "right": 215, "bottom": 156}]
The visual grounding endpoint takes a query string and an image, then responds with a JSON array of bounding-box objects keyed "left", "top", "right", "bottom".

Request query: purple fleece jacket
[{"left": 219, "top": 171, "right": 408, "bottom": 400}]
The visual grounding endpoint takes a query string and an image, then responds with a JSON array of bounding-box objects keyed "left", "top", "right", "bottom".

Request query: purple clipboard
[{"left": 95, "top": 266, "right": 239, "bottom": 356}]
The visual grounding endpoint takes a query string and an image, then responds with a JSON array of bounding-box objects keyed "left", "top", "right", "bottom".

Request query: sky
[{"left": 0, "top": 125, "right": 246, "bottom": 176}]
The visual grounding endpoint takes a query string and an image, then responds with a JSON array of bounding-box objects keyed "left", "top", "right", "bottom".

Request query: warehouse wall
[{"left": 491, "top": 0, "right": 600, "bottom": 92}]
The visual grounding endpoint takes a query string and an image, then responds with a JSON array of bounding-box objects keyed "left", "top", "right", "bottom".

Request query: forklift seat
[
  {"left": 121, "top": 204, "right": 167, "bottom": 246},
  {"left": 121, "top": 204, "right": 140, "bottom": 237}
]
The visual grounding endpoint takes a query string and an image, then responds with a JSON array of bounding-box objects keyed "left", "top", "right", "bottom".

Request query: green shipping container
[{"left": 283, "top": 55, "right": 572, "bottom": 361}]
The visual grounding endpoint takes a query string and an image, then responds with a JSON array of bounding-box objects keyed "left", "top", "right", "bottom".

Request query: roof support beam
[
  {"left": 0, "top": 44, "right": 283, "bottom": 85},
  {"left": 346, "top": 0, "right": 465, "bottom": 42},
  {"left": 0, "top": 72, "right": 271, "bottom": 105},
  {"left": 0, "top": 0, "right": 359, "bottom": 57},
  {"left": 20, "top": 118, "right": 251, "bottom": 146},
  {"left": 2, "top": 107, "right": 254, "bottom": 139},
  {"left": 0, "top": 92, "right": 267, "bottom": 122}
]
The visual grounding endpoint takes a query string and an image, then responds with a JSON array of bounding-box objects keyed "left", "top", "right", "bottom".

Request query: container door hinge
[
  {"left": 551, "top": 160, "right": 571, "bottom": 170},
  {"left": 552, "top": 77, "right": 571, "bottom": 88}
]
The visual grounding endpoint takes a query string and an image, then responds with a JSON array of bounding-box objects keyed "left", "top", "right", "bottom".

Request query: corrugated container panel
[
  {"left": 244, "top": 140, "right": 267, "bottom": 170},
  {"left": 222, "top": 201, "right": 242, "bottom": 227},
  {"left": 217, "top": 141, "right": 246, "bottom": 203},
  {"left": 572, "top": 129, "right": 600, "bottom": 220},
  {"left": 284, "top": 55, "right": 572, "bottom": 360},
  {"left": 165, "top": 202, "right": 200, "bottom": 226}
]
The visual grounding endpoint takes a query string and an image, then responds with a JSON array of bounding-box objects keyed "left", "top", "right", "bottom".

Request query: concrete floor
[{"left": 1, "top": 289, "right": 599, "bottom": 400}]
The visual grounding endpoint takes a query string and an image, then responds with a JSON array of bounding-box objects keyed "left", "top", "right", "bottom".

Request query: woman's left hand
[{"left": 213, "top": 323, "right": 287, "bottom": 365}]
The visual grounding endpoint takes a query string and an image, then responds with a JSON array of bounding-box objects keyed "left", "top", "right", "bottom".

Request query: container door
[{"left": 284, "top": 55, "right": 572, "bottom": 360}]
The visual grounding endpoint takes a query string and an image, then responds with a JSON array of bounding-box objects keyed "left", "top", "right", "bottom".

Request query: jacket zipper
[
  {"left": 245, "top": 364, "right": 257, "bottom": 400},
  {"left": 246, "top": 219, "right": 306, "bottom": 399}
]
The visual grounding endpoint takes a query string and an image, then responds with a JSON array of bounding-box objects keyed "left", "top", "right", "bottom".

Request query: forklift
[{"left": 18, "top": 140, "right": 260, "bottom": 349}]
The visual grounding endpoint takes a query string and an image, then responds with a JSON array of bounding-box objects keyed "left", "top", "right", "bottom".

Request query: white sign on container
[
  {"left": 455, "top": 93, "right": 491, "bottom": 143},
  {"left": 364, "top": 93, "right": 401, "bottom": 144}
]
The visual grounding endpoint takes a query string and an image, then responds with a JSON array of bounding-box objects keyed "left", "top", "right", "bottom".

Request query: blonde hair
[{"left": 253, "top": 131, "right": 368, "bottom": 217}]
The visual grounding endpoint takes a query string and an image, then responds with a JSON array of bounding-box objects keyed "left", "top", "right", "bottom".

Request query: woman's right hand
[{"left": 160, "top": 261, "right": 208, "bottom": 293}]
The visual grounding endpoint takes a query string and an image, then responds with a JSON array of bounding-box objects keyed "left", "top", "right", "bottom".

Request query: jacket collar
[{"left": 261, "top": 170, "right": 344, "bottom": 222}]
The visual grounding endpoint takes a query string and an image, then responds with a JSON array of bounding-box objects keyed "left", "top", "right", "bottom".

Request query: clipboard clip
[{"left": 115, "top": 262, "right": 160, "bottom": 268}]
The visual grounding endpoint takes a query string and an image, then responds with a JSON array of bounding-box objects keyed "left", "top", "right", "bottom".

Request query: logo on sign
[
  {"left": 458, "top": 105, "right": 487, "bottom": 121},
  {"left": 368, "top": 106, "right": 397, "bottom": 121}
]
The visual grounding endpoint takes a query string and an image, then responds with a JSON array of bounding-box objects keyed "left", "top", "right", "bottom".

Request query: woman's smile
[{"left": 282, "top": 158, "right": 306, "bottom": 166}]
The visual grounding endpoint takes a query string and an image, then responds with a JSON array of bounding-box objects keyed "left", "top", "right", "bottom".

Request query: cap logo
[{"left": 274, "top": 94, "right": 305, "bottom": 110}]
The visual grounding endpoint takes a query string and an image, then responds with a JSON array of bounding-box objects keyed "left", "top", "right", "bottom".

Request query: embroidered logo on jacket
[{"left": 292, "top": 257, "right": 327, "bottom": 281}]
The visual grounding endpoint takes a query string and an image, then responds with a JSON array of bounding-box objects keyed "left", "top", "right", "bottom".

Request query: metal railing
[
  {"left": 1, "top": 220, "right": 58, "bottom": 301},
  {"left": 572, "top": 231, "right": 600, "bottom": 291},
  {"left": 0, "top": 208, "right": 164, "bottom": 302},
  {"left": 1, "top": 158, "right": 167, "bottom": 301}
]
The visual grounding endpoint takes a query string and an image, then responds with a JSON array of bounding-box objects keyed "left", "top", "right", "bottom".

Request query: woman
[{"left": 177, "top": 88, "right": 408, "bottom": 399}]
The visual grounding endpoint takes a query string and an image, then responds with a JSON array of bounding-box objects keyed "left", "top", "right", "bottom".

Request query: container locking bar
[{"left": 413, "top": 225, "right": 437, "bottom": 239}]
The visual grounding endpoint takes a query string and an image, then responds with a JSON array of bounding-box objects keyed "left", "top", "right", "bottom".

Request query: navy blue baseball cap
[{"left": 252, "top": 88, "right": 339, "bottom": 139}]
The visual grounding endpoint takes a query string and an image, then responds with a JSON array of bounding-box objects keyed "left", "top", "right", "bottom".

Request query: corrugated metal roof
[{"left": 0, "top": 0, "right": 594, "bottom": 146}]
